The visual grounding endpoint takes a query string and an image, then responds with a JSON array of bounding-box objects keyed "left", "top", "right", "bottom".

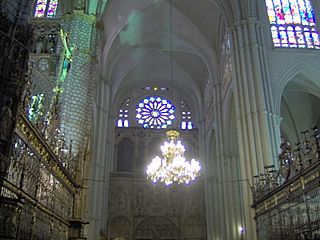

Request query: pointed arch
[{"left": 274, "top": 59, "right": 320, "bottom": 115}]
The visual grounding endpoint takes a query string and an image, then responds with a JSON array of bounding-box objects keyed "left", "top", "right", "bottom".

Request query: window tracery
[
  {"left": 117, "top": 98, "right": 130, "bottom": 128},
  {"left": 116, "top": 95, "right": 194, "bottom": 130},
  {"left": 136, "top": 96, "right": 175, "bottom": 129},
  {"left": 180, "top": 100, "right": 193, "bottom": 130},
  {"left": 221, "top": 28, "right": 232, "bottom": 94},
  {"left": 265, "top": 0, "right": 320, "bottom": 49}
]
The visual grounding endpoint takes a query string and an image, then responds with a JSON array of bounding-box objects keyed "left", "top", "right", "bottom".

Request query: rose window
[{"left": 136, "top": 96, "right": 175, "bottom": 129}]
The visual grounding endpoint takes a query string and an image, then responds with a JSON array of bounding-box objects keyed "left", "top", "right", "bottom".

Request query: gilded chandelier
[{"left": 146, "top": 130, "right": 201, "bottom": 185}]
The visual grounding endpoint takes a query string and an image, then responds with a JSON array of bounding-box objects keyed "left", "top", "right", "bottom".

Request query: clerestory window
[
  {"left": 34, "top": 0, "right": 59, "bottom": 18},
  {"left": 136, "top": 96, "right": 175, "bottom": 129},
  {"left": 116, "top": 94, "right": 195, "bottom": 130},
  {"left": 265, "top": 0, "right": 320, "bottom": 49}
]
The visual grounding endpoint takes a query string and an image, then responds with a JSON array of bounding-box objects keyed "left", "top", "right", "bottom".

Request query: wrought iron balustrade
[
  {"left": 252, "top": 126, "right": 320, "bottom": 240},
  {"left": 0, "top": 111, "right": 79, "bottom": 239}
]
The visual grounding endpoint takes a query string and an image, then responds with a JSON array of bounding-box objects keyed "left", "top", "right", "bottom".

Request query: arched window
[
  {"left": 116, "top": 98, "right": 130, "bottom": 128},
  {"left": 221, "top": 27, "right": 232, "bottom": 94},
  {"left": 34, "top": 0, "right": 59, "bottom": 18},
  {"left": 265, "top": 0, "right": 320, "bottom": 49},
  {"left": 180, "top": 99, "right": 194, "bottom": 130},
  {"left": 116, "top": 94, "right": 195, "bottom": 130}
]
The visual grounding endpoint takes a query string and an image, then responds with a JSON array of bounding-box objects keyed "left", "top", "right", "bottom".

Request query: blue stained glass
[
  {"left": 279, "top": 26, "right": 288, "bottom": 46},
  {"left": 266, "top": 0, "right": 277, "bottom": 24},
  {"left": 295, "top": 26, "right": 306, "bottom": 47},
  {"left": 265, "top": 0, "right": 319, "bottom": 49},
  {"left": 290, "top": 0, "right": 301, "bottom": 24},
  {"left": 287, "top": 26, "right": 297, "bottom": 47},
  {"left": 304, "top": 28, "right": 313, "bottom": 47},
  {"left": 117, "top": 120, "right": 123, "bottom": 127},
  {"left": 116, "top": 98, "right": 130, "bottom": 128},
  {"left": 282, "top": 0, "right": 293, "bottom": 24},
  {"left": 34, "top": 0, "right": 47, "bottom": 17},
  {"left": 34, "top": 0, "right": 58, "bottom": 18},
  {"left": 136, "top": 96, "right": 175, "bottom": 129},
  {"left": 311, "top": 28, "right": 320, "bottom": 48},
  {"left": 46, "top": 0, "right": 58, "bottom": 18},
  {"left": 305, "top": 1, "right": 315, "bottom": 25}
]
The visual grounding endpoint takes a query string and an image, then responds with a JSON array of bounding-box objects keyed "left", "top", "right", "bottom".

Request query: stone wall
[{"left": 59, "top": 12, "right": 96, "bottom": 154}]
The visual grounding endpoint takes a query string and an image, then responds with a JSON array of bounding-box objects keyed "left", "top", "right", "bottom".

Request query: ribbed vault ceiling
[{"left": 101, "top": 0, "right": 224, "bottom": 110}]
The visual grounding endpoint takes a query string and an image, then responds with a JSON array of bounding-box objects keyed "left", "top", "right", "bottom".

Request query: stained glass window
[
  {"left": 136, "top": 96, "right": 175, "bottom": 129},
  {"left": 117, "top": 98, "right": 130, "bottom": 128},
  {"left": 265, "top": 0, "right": 320, "bottom": 49},
  {"left": 34, "top": 0, "right": 47, "bottom": 17},
  {"left": 221, "top": 28, "right": 232, "bottom": 93},
  {"left": 34, "top": 0, "right": 58, "bottom": 18},
  {"left": 180, "top": 100, "right": 193, "bottom": 130},
  {"left": 47, "top": 0, "right": 58, "bottom": 17}
]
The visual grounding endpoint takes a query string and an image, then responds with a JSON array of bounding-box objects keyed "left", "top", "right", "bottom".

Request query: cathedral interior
[{"left": 0, "top": 0, "right": 320, "bottom": 239}]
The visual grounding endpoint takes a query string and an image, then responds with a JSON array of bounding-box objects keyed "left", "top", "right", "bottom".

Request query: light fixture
[
  {"left": 146, "top": 1, "right": 201, "bottom": 185},
  {"left": 146, "top": 130, "right": 201, "bottom": 185},
  {"left": 239, "top": 226, "right": 244, "bottom": 237}
]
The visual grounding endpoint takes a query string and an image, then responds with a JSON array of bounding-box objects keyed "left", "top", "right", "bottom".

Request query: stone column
[
  {"left": 230, "top": 16, "right": 280, "bottom": 239},
  {"left": 86, "top": 80, "right": 112, "bottom": 239}
]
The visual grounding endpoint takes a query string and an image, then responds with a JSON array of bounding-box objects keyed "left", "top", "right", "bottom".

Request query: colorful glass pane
[
  {"left": 136, "top": 96, "right": 175, "bottom": 129},
  {"left": 34, "top": 0, "right": 48, "bottom": 17},
  {"left": 304, "top": 28, "right": 313, "bottom": 47},
  {"left": 271, "top": 26, "right": 281, "bottom": 46},
  {"left": 297, "top": 0, "right": 308, "bottom": 25},
  {"left": 295, "top": 26, "right": 305, "bottom": 47},
  {"left": 117, "top": 98, "right": 130, "bottom": 128},
  {"left": 265, "top": 0, "right": 319, "bottom": 49},
  {"left": 266, "top": 0, "right": 277, "bottom": 24},
  {"left": 305, "top": 0, "right": 315, "bottom": 26},
  {"left": 279, "top": 26, "right": 288, "bottom": 47},
  {"left": 117, "top": 119, "right": 123, "bottom": 127},
  {"left": 281, "top": 0, "right": 293, "bottom": 24},
  {"left": 287, "top": 26, "right": 297, "bottom": 47},
  {"left": 47, "top": 0, "right": 58, "bottom": 17},
  {"left": 311, "top": 28, "right": 320, "bottom": 48},
  {"left": 274, "top": 0, "right": 285, "bottom": 24},
  {"left": 290, "top": 0, "right": 301, "bottom": 24}
]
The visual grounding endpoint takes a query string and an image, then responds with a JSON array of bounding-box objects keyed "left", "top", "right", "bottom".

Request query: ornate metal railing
[
  {"left": 15, "top": 112, "right": 79, "bottom": 192},
  {"left": 252, "top": 127, "right": 320, "bottom": 240},
  {"left": 0, "top": 112, "right": 79, "bottom": 239},
  {"left": 252, "top": 127, "right": 320, "bottom": 201}
]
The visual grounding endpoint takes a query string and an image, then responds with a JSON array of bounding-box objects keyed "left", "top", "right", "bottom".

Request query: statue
[
  {"left": 0, "top": 98, "right": 13, "bottom": 151},
  {"left": 278, "top": 141, "right": 292, "bottom": 180},
  {"left": 59, "top": 29, "right": 77, "bottom": 83},
  {"left": 28, "top": 93, "right": 45, "bottom": 123}
]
